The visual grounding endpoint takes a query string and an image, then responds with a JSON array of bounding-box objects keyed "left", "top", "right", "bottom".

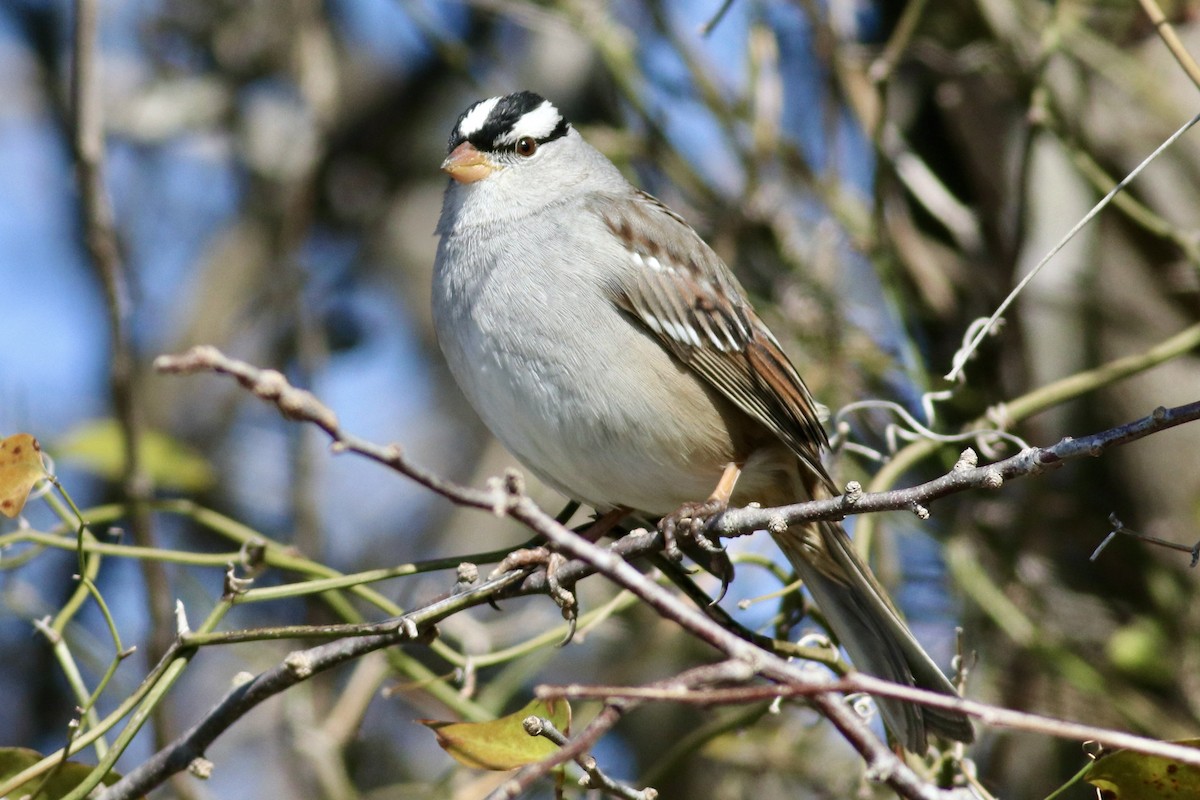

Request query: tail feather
[{"left": 773, "top": 513, "right": 975, "bottom": 751}]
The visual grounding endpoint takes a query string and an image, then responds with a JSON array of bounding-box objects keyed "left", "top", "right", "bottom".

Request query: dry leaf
[{"left": 0, "top": 434, "right": 45, "bottom": 518}]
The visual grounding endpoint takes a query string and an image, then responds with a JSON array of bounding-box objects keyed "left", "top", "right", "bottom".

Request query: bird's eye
[{"left": 515, "top": 137, "right": 538, "bottom": 157}]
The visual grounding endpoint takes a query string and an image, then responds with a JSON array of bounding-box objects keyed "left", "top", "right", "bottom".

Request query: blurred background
[{"left": 2, "top": 0, "right": 1200, "bottom": 798}]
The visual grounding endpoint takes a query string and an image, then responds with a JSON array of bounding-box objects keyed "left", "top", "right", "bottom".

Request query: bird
[{"left": 430, "top": 90, "right": 973, "bottom": 751}]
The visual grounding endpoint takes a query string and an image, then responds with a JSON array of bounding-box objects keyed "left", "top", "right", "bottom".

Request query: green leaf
[
  {"left": 0, "top": 746, "right": 130, "bottom": 799},
  {"left": 56, "top": 418, "right": 215, "bottom": 493},
  {"left": 1084, "top": 739, "right": 1200, "bottom": 799},
  {"left": 420, "top": 698, "right": 571, "bottom": 770}
]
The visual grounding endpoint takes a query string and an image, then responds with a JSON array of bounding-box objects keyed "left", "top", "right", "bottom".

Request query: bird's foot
[
  {"left": 659, "top": 498, "right": 728, "bottom": 561},
  {"left": 491, "top": 546, "right": 578, "bottom": 642}
]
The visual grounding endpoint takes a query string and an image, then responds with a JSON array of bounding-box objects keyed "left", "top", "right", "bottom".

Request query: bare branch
[
  {"left": 153, "top": 347, "right": 951, "bottom": 798},
  {"left": 1091, "top": 513, "right": 1200, "bottom": 566},
  {"left": 95, "top": 570, "right": 525, "bottom": 800},
  {"left": 1136, "top": 0, "right": 1200, "bottom": 89},
  {"left": 157, "top": 346, "right": 1200, "bottom": 548},
  {"left": 70, "top": 0, "right": 174, "bottom": 746},
  {"left": 147, "top": 347, "right": 1200, "bottom": 798},
  {"left": 541, "top": 671, "right": 1200, "bottom": 770},
  {"left": 713, "top": 401, "right": 1200, "bottom": 537},
  {"left": 520, "top": 715, "right": 657, "bottom": 800}
]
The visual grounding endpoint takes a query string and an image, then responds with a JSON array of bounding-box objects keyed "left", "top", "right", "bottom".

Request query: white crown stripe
[
  {"left": 458, "top": 96, "right": 502, "bottom": 138},
  {"left": 495, "top": 100, "right": 564, "bottom": 146}
]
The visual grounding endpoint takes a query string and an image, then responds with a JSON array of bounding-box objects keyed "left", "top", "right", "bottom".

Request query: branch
[
  {"left": 153, "top": 347, "right": 501, "bottom": 510},
  {"left": 712, "top": 401, "right": 1200, "bottom": 537},
  {"left": 70, "top": 0, "right": 171, "bottom": 668},
  {"left": 152, "top": 347, "right": 948, "bottom": 798},
  {"left": 540, "top": 670, "right": 1200, "bottom": 769},
  {"left": 1136, "top": 0, "right": 1200, "bottom": 90},
  {"left": 96, "top": 570, "right": 526, "bottom": 800},
  {"left": 149, "top": 347, "right": 1200, "bottom": 798},
  {"left": 944, "top": 110, "right": 1200, "bottom": 381},
  {"left": 522, "top": 715, "right": 655, "bottom": 800},
  {"left": 482, "top": 491, "right": 951, "bottom": 798},
  {"left": 157, "top": 346, "right": 1200, "bottom": 552}
]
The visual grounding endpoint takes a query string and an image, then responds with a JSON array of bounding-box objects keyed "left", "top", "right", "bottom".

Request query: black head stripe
[{"left": 447, "top": 91, "right": 570, "bottom": 153}]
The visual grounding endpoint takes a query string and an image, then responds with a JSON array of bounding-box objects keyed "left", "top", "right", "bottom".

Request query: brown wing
[
  {"left": 592, "top": 195, "right": 976, "bottom": 747},
  {"left": 591, "top": 190, "right": 830, "bottom": 480}
]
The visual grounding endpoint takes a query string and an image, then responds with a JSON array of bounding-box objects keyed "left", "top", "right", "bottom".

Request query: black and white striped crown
[{"left": 447, "top": 91, "right": 570, "bottom": 153}]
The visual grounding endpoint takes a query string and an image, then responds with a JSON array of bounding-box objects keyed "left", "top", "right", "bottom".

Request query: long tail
[{"left": 771, "top": 481, "right": 974, "bottom": 751}]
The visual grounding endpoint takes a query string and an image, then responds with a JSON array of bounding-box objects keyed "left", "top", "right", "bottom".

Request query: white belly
[{"left": 432, "top": 233, "right": 736, "bottom": 514}]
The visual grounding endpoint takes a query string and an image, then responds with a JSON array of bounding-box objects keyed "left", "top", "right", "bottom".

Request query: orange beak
[{"left": 441, "top": 142, "right": 496, "bottom": 184}]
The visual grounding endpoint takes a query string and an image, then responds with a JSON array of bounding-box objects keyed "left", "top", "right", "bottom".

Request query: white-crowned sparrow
[{"left": 432, "top": 91, "right": 973, "bottom": 750}]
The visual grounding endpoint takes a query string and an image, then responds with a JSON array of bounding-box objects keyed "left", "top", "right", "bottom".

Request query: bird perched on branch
[{"left": 431, "top": 90, "right": 973, "bottom": 751}]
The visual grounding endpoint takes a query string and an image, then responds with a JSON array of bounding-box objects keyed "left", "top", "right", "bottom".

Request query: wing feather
[{"left": 592, "top": 191, "right": 829, "bottom": 477}]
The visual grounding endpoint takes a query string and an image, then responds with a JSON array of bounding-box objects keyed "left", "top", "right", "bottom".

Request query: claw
[
  {"left": 492, "top": 547, "right": 579, "bottom": 643},
  {"left": 660, "top": 497, "right": 728, "bottom": 552},
  {"left": 710, "top": 570, "right": 732, "bottom": 605},
  {"left": 554, "top": 604, "right": 578, "bottom": 647},
  {"left": 661, "top": 461, "right": 740, "bottom": 554},
  {"left": 659, "top": 462, "right": 741, "bottom": 591},
  {"left": 662, "top": 498, "right": 735, "bottom": 595},
  {"left": 658, "top": 513, "right": 687, "bottom": 562}
]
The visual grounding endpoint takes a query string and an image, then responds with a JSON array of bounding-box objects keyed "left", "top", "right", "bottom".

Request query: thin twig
[
  {"left": 491, "top": 662, "right": 752, "bottom": 799},
  {"left": 714, "top": 401, "right": 1200, "bottom": 537},
  {"left": 539, "top": 670, "right": 1200, "bottom": 769},
  {"left": 95, "top": 571, "right": 525, "bottom": 800},
  {"left": 1136, "top": 0, "right": 1200, "bottom": 91},
  {"left": 69, "top": 0, "right": 175, "bottom": 758},
  {"left": 1091, "top": 513, "right": 1200, "bottom": 566},
  {"left": 868, "top": 0, "right": 931, "bottom": 86},
  {"left": 945, "top": 109, "right": 1200, "bottom": 381},
  {"left": 699, "top": 0, "right": 736, "bottom": 36},
  {"left": 156, "top": 346, "right": 1200, "bottom": 544},
  {"left": 522, "top": 716, "right": 657, "bottom": 800}
]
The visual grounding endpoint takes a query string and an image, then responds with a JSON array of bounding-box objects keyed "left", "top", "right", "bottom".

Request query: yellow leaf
[
  {"left": 1085, "top": 739, "right": 1200, "bottom": 799},
  {"left": 56, "top": 419, "right": 215, "bottom": 493},
  {"left": 420, "top": 698, "right": 571, "bottom": 771},
  {"left": 0, "top": 434, "right": 46, "bottom": 518}
]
